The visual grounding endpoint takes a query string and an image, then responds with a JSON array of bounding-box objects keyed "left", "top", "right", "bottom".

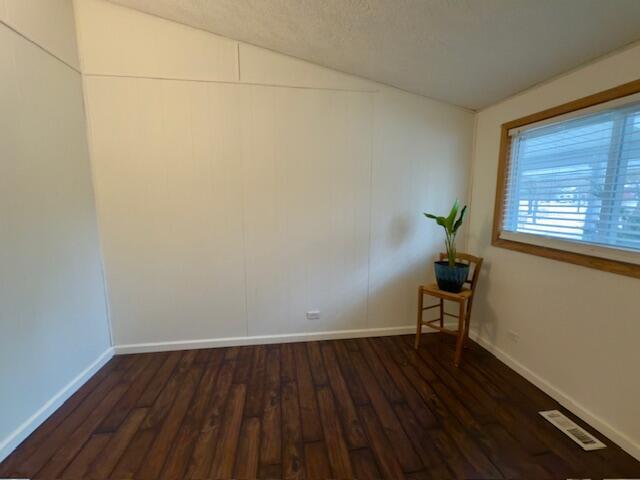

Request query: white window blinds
[{"left": 502, "top": 99, "right": 640, "bottom": 256}]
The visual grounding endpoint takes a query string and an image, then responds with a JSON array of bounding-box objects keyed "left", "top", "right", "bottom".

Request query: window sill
[{"left": 491, "top": 235, "right": 640, "bottom": 279}]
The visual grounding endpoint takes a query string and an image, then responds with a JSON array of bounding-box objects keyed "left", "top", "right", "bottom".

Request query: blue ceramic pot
[{"left": 434, "top": 261, "right": 469, "bottom": 293}]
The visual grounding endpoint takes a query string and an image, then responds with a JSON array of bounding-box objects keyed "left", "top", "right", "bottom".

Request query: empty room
[{"left": 2, "top": 0, "right": 640, "bottom": 478}]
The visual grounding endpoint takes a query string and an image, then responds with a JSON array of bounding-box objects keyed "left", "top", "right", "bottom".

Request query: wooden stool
[{"left": 415, "top": 252, "right": 483, "bottom": 367}]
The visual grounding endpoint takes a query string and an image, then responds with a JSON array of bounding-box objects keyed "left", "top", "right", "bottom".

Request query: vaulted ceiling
[{"left": 108, "top": 0, "right": 640, "bottom": 110}]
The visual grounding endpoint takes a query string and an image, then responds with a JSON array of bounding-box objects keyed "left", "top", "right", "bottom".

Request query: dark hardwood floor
[{"left": 1, "top": 334, "right": 639, "bottom": 479}]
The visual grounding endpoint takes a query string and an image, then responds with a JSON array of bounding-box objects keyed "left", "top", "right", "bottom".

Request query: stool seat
[{"left": 421, "top": 283, "right": 472, "bottom": 301}]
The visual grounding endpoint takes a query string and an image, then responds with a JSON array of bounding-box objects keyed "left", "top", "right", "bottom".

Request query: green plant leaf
[
  {"left": 424, "top": 213, "right": 447, "bottom": 228},
  {"left": 444, "top": 199, "right": 459, "bottom": 231},
  {"left": 453, "top": 205, "right": 467, "bottom": 233}
]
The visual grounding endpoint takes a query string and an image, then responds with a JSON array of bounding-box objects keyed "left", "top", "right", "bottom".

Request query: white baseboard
[
  {"left": 0, "top": 347, "right": 115, "bottom": 463},
  {"left": 470, "top": 331, "right": 640, "bottom": 462},
  {"left": 114, "top": 325, "right": 427, "bottom": 354}
]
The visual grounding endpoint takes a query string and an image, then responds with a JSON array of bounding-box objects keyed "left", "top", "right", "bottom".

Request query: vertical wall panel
[
  {"left": 242, "top": 87, "right": 372, "bottom": 336},
  {"left": 86, "top": 77, "right": 375, "bottom": 343},
  {"left": 240, "top": 86, "right": 288, "bottom": 336},
  {"left": 85, "top": 77, "right": 248, "bottom": 344}
]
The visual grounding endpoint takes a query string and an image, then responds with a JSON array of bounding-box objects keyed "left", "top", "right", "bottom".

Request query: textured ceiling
[{"left": 108, "top": 0, "right": 640, "bottom": 110}]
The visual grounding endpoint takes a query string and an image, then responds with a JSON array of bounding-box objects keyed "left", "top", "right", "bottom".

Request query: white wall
[
  {"left": 1, "top": 0, "right": 80, "bottom": 69},
  {"left": 468, "top": 42, "right": 640, "bottom": 459},
  {"left": 74, "top": 0, "right": 474, "bottom": 349},
  {"left": 0, "top": 1, "right": 111, "bottom": 460}
]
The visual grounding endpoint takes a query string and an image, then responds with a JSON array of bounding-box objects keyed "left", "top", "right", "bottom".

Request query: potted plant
[{"left": 424, "top": 199, "right": 468, "bottom": 292}]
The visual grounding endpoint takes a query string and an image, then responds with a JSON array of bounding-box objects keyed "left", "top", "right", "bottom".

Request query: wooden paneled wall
[{"left": 76, "top": 0, "right": 474, "bottom": 347}]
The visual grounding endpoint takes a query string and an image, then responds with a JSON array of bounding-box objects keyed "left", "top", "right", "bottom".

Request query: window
[{"left": 493, "top": 80, "right": 640, "bottom": 278}]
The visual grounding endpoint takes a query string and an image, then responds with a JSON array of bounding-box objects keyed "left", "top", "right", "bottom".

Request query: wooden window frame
[{"left": 492, "top": 78, "right": 640, "bottom": 279}]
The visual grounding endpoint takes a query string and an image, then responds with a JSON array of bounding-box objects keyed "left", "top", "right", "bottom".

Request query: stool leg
[
  {"left": 454, "top": 299, "right": 466, "bottom": 367},
  {"left": 415, "top": 287, "right": 424, "bottom": 349},
  {"left": 464, "top": 306, "right": 471, "bottom": 348},
  {"left": 439, "top": 299, "right": 444, "bottom": 328}
]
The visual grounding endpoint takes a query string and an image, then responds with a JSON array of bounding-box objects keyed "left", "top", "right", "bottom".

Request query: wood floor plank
[
  {"left": 320, "top": 343, "right": 368, "bottom": 449},
  {"left": 406, "top": 469, "right": 432, "bottom": 480},
  {"left": 357, "top": 404, "right": 407, "bottom": 479},
  {"left": 315, "top": 386, "right": 353, "bottom": 479},
  {"left": 369, "top": 337, "right": 438, "bottom": 429},
  {"left": 331, "top": 340, "right": 370, "bottom": 406},
  {"left": 85, "top": 408, "right": 149, "bottom": 479},
  {"left": 225, "top": 346, "right": 240, "bottom": 360},
  {"left": 458, "top": 341, "right": 557, "bottom": 411},
  {"left": 136, "top": 351, "right": 182, "bottom": 407},
  {"left": 233, "top": 417, "right": 261, "bottom": 480},
  {"left": 343, "top": 338, "right": 361, "bottom": 352},
  {"left": 303, "top": 441, "right": 332, "bottom": 479},
  {"left": 482, "top": 423, "right": 553, "bottom": 479},
  {"left": 282, "top": 381, "right": 305, "bottom": 479},
  {"left": 293, "top": 343, "right": 323, "bottom": 442},
  {"left": 35, "top": 382, "right": 130, "bottom": 478},
  {"left": 258, "top": 463, "right": 282, "bottom": 479},
  {"left": 60, "top": 433, "right": 110, "bottom": 479},
  {"left": 428, "top": 427, "right": 480, "bottom": 479},
  {"left": 444, "top": 345, "right": 506, "bottom": 400},
  {"left": 425, "top": 373, "right": 535, "bottom": 478},
  {"left": 281, "top": 343, "right": 296, "bottom": 383},
  {"left": 110, "top": 351, "right": 194, "bottom": 479},
  {"left": 244, "top": 345, "right": 267, "bottom": 418},
  {"left": 136, "top": 363, "right": 204, "bottom": 478},
  {"left": 393, "top": 402, "right": 453, "bottom": 479},
  {"left": 388, "top": 336, "right": 436, "bottom": 382},
  {"left": 97, "top": 352, "right": 165, "bottom": 433},
  {"left": 233, "top": 346, "right": 254, "bottom": 384},
  {"left": 259, "top": 347, "right": 282, "bottom": 469},
  {"left": 306, "top": 341, "right": 328, "bottom": 386},
  {"left": 184, "top": 358, "right": 237, "bottom": 478},
  {"left": 357, "top": 338, "right": 404, "bottom": 403},
  {"left": 159, "top": 349, "right": 224, "bottom": 479},
  {"left": 2, "top": 335, "right": 639, "bottom": 480},
  {"left": 194, "top": 348, "right": 215, "bottom": 364},
  {"left": 350, "top": 447, "right": 383, "bottom": 480},
  {"left": 209, "top": 384, "right": 247, "bottom": 479},
  {"left": 410, "top": 341, "right": 497, "bottom": 425},
  {"left": 347, "top": 348, "right": 423, "bottom": 473}
]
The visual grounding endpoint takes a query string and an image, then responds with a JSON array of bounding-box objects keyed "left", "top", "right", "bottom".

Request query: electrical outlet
[
  {"left": 508, "top": 330, "right": 520, "bottom": 343},
  {"left": 306, "top": 310, "right": 320, "bottom": 320}
]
